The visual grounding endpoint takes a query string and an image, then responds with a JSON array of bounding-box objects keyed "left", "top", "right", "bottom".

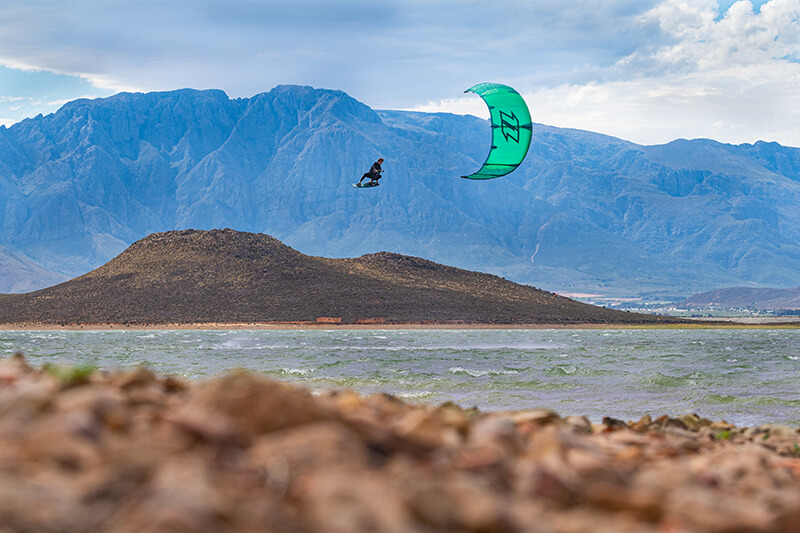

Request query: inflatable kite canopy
[{"left": 462, "top": 82, "right": 533, "bottom": 180}]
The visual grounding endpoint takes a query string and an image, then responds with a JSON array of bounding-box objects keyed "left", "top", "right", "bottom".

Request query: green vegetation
[
  {"left": 714, "top": 429, "right": 733, "bottom": 441},
  {"left": 44, "top": 363, "right": 98, "bottom": 385}
]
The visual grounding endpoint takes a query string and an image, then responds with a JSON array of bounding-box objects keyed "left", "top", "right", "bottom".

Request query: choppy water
[{"left": 2, "top": 327, "right": 799, "bottom": 426}]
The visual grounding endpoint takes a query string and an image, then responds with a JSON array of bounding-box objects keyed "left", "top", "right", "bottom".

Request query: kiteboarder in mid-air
[{"left": 356, "top": 157, "right": 384, "bottom": 188}]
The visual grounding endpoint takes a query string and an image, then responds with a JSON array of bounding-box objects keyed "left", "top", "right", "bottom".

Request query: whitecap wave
[
  {"left": 281, "top": 368, "right": 312, "bottom": 375},
  {"left": 448, "top": 366, "right": 519, "bottom": 377}
]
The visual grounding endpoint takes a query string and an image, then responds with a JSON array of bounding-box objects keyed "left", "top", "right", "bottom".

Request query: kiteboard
[{"left": 353, "top": 181, "right": 380, "bottom": 189}]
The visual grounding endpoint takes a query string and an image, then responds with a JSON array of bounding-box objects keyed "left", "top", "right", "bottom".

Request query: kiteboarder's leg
[{"left": 358, "top": 172, "right": 370, "bottom": 185}]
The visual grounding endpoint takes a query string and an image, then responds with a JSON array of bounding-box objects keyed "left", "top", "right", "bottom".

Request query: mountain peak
[
  {"left": 129, "top": 228, "right": 291, "bottom": 253},
  {"left": 92, "top": 228, "right": 305, "bottom": 281}
]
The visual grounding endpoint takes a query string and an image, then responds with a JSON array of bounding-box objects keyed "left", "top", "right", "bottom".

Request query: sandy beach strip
[{"left": 1, "top": 318, "right": 799, "bottom": 330}]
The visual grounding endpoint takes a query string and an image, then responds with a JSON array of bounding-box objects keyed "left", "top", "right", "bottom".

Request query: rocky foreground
[{"left": 2, "top": 355, "right": 800, "bottom": 532}]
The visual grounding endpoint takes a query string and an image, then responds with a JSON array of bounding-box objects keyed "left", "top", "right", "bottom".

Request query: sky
[{"left": 0, "top": 0, "right": 798, "bottom": 146}]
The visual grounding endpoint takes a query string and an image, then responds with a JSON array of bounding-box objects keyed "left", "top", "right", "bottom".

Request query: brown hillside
[{"left": 0, "top": 229, "right": 678, "bottom": 325}]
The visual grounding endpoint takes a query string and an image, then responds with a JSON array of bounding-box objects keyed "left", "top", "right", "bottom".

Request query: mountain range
[
  {"left": 0, "top": 229, "right": 676, "bottom": 325},
  {"left": 1, "top": 85, "right": 798, "bottom": 296}
]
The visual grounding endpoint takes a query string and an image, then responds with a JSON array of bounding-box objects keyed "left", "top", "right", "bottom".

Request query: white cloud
[
  {"left": 414, "top": 0, "right": 800, "bottom": 146},
  {"left": 76, "top": 73, "right": 142, "bottom": 94},
  {"left": 0, "top": 0, "right": 798, "bottom": 146},
  {"left": 0, "top": 65, "right": 113, "bottom": 124},
  {"left": 408, "top": 97, "right": 488, "bottom": 119},
  {"left": 524, "top": 71, "right": 800, "bottom": 145},
  {"left": 0, "top": 0, "right": 659, "bottom": 107},
  {"left": 631, "top": 0, "right": 800, "bottom": 72}
]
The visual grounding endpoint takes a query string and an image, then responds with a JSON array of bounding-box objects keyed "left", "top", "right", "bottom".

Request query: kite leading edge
[{"left": 461, "top": 82, "right": 532, "bottom": 180}]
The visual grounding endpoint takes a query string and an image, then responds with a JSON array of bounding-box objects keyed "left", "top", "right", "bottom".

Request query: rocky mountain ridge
[{"left": 1, "top": 86, "right": 798, "bottom": 296}]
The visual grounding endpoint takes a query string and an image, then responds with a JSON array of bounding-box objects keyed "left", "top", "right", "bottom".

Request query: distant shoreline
[{"left": 1, "top": 319, "right": 798, "bottom": 330}]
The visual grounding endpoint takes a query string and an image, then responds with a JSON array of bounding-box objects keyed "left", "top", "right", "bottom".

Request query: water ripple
[{"left": 3, "top": 327, "right": 800, "bottom": 425}]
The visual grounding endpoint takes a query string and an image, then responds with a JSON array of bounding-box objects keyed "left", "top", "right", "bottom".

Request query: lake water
[{"left": 2, "top": 327, "right": 799, "bottom": 427}]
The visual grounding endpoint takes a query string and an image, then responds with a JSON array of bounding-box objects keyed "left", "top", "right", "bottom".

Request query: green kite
[{"left": 462, "top": 82, "right": 533, "bottom": 180}]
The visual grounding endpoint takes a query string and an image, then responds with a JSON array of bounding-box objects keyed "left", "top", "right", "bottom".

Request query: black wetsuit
[{"left": 359, "top": 161, "right": 383, "bottom": 184}]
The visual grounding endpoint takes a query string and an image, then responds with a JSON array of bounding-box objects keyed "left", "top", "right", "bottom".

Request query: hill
[
  {"left": 1, "top": 86, "right": 799, "bottom": 296},
  {"left": 681, "top": 287, "right": 800, "bottom": 311},
  {"left": 0, "top": 229, "right": 676, "bottom": 325}
]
